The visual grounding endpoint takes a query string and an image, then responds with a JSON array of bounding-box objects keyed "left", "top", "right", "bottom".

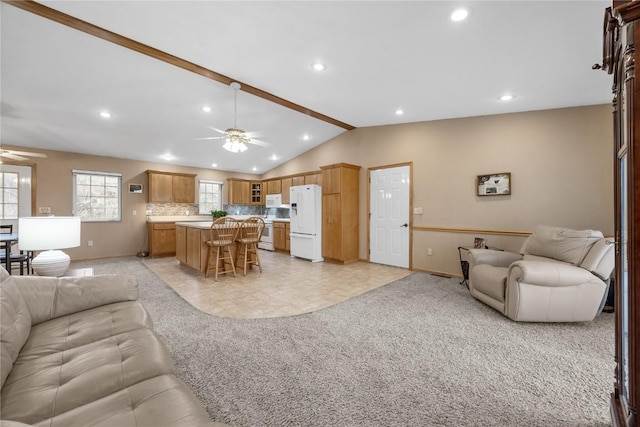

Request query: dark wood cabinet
[{"left": 602, "top": 2, "right": 640, "bottom": 426}]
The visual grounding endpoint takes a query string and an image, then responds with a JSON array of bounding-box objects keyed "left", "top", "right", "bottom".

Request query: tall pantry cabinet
[{"left": 320, "top": 163, "right": 360, "bottom": 264}]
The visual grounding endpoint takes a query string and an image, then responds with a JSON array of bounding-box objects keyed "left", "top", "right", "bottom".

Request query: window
[
  {"left": 73, "top": 170, "right": 121, "bottom": 222},
  {"left": 1, "top": 172, "right": 18, "bottom": 219},
  {"left": 199, "top": 180, "right": 222, "bottom": 214}
]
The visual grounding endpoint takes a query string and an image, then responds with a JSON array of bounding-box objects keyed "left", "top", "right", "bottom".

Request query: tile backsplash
[{"left": 146, "top": 203, "right": 289, "bottom": 219}]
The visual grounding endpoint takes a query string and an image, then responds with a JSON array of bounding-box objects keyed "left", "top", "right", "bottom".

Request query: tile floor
[{"left": 143, "top": 250, "right": 412, "bottom": 319}]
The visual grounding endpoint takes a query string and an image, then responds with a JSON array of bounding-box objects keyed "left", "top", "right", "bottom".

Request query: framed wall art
[{"left": 477, "top": 172, "right": 511, "bottom": 196}]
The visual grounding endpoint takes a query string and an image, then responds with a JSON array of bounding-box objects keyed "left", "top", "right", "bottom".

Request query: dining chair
[
  {"left": 0, "top": 224, "right": 31, "bottom": 275},
  {"left": 235, "top": 217, "right": 265, "bottom": 276},
  {"left": 204, "top": 217, "right": 239, "bottom": 281}
]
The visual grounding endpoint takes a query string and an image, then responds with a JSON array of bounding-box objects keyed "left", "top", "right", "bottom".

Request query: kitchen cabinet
[
  {"left": 305, "top": 172, "right": 322, "bottom": 186},
  {"left": 228, "top": 179, "right": 251, "bottom": 204},
  {"left": 273, "top": 221, "right": 290, "bottom": 252},
  {"left": 265, "top": 179, "right": 282, "bottom": 195},
  {"left": 176, "top": 225, "right": 187, "bottom": 264},
  {"left": 147, "top": 170, "right": 196, "bottom": 203},
  {"left": 148, "top": 222, "right": 177, "bottom": 257},
  {"left": 320, "top": 163, "right": 360, "bottom": 264},
  {"left": 281, "top": 177, "right": 292, "bottom": 204},
  {"left": 186, "top": 227, "right": 205, "bottom": 270},
  {"left": 250, "top": 181, "right": 263, "bottom": 205},
  {"left": 292, "top": 175, "right": 305, "bottom": 186}
]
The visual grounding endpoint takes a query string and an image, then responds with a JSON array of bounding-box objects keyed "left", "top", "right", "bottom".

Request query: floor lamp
[{"left": 18, "top": 216, "right": 81, "bottom": 277}]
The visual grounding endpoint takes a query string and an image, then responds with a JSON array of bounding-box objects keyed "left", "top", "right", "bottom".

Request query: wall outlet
[
  {"left": 133, "top": 210, "right": 137, "bottom": 216},
  {"left": 38, "top": 206, "right": 51, "bottom": 214},
  {"left": 427, "top": 248, "right": 433, "bottom": 256},
  {"left": 88, "top": 240, "right": 93, "bottom": 247},
  {"left": 413, "top": 207, "right": 423, "bottom": 215}
]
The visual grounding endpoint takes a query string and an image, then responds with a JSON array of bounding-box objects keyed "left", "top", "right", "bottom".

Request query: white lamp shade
[{"left": 18, "top": 216, "right": 81, "bottom": 251}]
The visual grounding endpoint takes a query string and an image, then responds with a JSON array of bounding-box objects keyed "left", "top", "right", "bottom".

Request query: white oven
[{"left": 258, "top": 220, "right": 274, "bottom": 251}]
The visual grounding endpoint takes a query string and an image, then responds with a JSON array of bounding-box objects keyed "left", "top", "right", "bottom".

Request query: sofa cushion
[
  {"left": 1, "top": 327, "right": 174, "bottom": 424},
  {"left": 0, "top": 267, "right": 32, "bottom": 388},
  {"left": 17, "top": 300, "right": 153, "bottom": 361},
  {"left": 519, "top": 225, "right": 603, "bottom": 266},
  {"left": 30, "top": 375, "right": 222, "bottom": 427},
  {"left": 470, "top": 265, "right": 508, "bottom": 303}
]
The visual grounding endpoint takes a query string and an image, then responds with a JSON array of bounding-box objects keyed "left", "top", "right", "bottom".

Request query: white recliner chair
[{"left": 468, "top": 225, "right": 614, "bottom": 322}]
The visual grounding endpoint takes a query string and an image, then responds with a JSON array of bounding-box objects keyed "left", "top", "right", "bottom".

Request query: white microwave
[{"left": 265, "top": 194, "right": 282, "bottom": 208}]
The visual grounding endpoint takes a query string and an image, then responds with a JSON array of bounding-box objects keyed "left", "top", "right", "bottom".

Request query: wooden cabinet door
[
  {"left": 273, "top": 222, "right": 286, "bottom": 250},
  {"left": 186, "top": 227, "right": 202, "bottom": 270},
  {"left": 250, "top": 181, "right": 262, "bottom": 204},
  {"left": 266, "top": 179, "right": 282, "bottom": 195},
  {"left": 281, "top": 178, "right": 292, "bottom": 203},
  {"left": 149, "top": 173, "right": 173, "bottom": 202},
  {"left": 321, "top": 167, "right": 341, "bottom": 194},
  {"left": 304, "top": 173, "right": 321, "bottom": 186},
  {"left": 292, "top": 176, "right": 305, "bottom": 186},
  {"left": 322, "top": 194, "right": 342, "bottom": 260},
  {"left": 285, "top": 223, "right": 290, "bottom": 252},
  {"left": 176, "top": 225, "right": 187, "bottom": 264},
  {"left": 149, "top": 223, "right": 176, "bottom": 256},
  {"left": 173, "top": 175, "right": 195, "bottom": 203},
  {"left": 229, "top": 180, "right": 251, "bottom": 204}
]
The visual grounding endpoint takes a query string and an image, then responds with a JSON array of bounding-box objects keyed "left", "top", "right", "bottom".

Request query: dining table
[{"left": 1, "top": 233, "right": 19, "bottom": 274}]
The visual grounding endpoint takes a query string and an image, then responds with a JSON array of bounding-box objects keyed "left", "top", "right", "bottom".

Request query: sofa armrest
[
  {"left": 468, "top": 249, "right": 523, "bottom": 269},
  {"left": 508, "top": 260, "right": 603, "bottom": 287},
  {"left": 11, "top": 274, "right": 139, "bottom": 325}
]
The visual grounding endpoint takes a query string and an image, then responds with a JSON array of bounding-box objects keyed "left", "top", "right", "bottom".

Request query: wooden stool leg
[
  {"left": 253, "top": 243, "right": 262, "bottom": 273},
  {"left": 226, "top": 245, "right": 237, "bottom": 277},
  {"left": 214, "top": 246, "right": 222, "bottom": 281}
]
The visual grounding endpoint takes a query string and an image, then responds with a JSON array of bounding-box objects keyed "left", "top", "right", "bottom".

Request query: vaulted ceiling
[{"left": 1, "top": 1, "right": 612, "bottom": 174}]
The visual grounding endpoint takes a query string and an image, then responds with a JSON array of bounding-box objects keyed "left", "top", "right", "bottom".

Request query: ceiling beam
[{"left": 3, "top": 0, "right": 356, "bottom": 131}]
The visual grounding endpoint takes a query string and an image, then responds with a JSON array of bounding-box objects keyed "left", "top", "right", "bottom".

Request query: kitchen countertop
[{"left": 148, "top": 215, "right": 290, "bottom": 224}]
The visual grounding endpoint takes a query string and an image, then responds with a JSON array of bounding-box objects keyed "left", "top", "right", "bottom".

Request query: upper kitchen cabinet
[
  {"left": 305, "top": 172, "right": 322, "bottom": 186},
  {"left": 281, "top": 177, "right": 292, "bottom": 204},
  {"left": 228, "top": 178, "right": 251, "bottom": 205},
  {"left": 147, "top": 170, "right": 196, "bottom": 203},
  {"left": 265, "top": 179, "right": 282, "bottom": 195},
  {"left": 292, "top": 175, "right": 305, "bottom": 186},
  {"left": 228, "top": 179, "right": 262, "bottom": 205}
]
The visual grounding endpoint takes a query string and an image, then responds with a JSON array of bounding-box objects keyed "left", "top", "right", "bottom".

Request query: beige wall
[
  {"left": 2, "top": 146, "right": 258, "bottom": 261},
  {"left": 265, "top": 104, "right": 614, "bottom": 276},
  {"left": 4, "top": 104, "right": 613, "bottom": 276}
]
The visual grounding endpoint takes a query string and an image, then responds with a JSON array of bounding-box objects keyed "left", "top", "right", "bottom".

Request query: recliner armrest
[
  {"left": 468, "top": 249, "right": 522, "bottom": 269},
  {"left": 508, "top": 260, "right": 603, "bottom": 287}
]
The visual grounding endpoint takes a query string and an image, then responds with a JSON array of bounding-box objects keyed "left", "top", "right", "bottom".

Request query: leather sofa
[
  {"left": 0, "top": 267, "right": 227, "bottom": 427},
  {"left": 468, "top": 225, "right": 614, "bottom": 322}
]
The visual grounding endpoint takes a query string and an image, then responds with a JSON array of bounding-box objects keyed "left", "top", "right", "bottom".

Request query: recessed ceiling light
[
  {"left": 252, "top": 167, "right": 258, "bottom": 171},
  {"left": 160, "top": 153, "right": 175, "bottom": 161},
  {"left": 302, "top": 134, "right": 310, "bottom": 140},
  {"left": 270, "top": 155, "right": 279, "bottom": 161},
  {"left": 99, "top": 111, "right": 112, "bottom": 119},
  {"left": 202, "top": 106, "right": 211, "bottom": 113},
  {"left": 450, "top": 7, "right": 469, "bottom": 22},
  {"left": 499, "top": 94, "right": 515, "bottom": 101},
  {"left": 395, "top": 109, "right": 404, "bottom": 116},
  {"left": 311, "top": 62, "right": 326, "bottom": 71},
  {"left": 211, "top": 163, "right": 217, "bottom": 168}
]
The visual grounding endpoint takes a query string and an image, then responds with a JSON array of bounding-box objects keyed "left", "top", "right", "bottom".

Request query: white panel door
[{"left": 369, "top": 165, "right": 410, "bottom": 268}]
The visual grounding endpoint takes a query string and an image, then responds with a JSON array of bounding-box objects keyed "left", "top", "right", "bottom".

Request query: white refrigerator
[{"left": 289, "top": 184, "right": 323, "bottom": 262}]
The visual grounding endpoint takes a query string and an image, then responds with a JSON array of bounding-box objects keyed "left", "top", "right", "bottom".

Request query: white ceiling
[{"left": 1, "top": 1, "right": 612, "bottom": 174}]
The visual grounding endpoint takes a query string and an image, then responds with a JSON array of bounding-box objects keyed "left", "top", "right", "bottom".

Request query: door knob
[{"left": 401, "top": 223, "right": 408, "bottom": 228}]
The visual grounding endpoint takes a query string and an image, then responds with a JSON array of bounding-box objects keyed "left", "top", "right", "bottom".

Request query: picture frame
[
  {"left": 129, "top": 183, "right": 143, "bottom": 194},
  {"left": 477, "top": 172, "right": 511, "bottom": 196},
  {"left": 474, "top": 237, "right": 487, "bottom": 249}
]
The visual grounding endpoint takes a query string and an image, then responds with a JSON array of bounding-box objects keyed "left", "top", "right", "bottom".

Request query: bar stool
[
  {"left": 235, "top": 217, "right": 265, "bottom": 276},
  {"left": 0, "top": 224, "right": 31, "bottom": 275},
  {"left": 204, "top": 217, "right": 239, "bottom": 281}
]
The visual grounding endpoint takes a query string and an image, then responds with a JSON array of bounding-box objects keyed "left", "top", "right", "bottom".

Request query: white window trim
[
  {"left": 72, "top": 169, "right": 122, "bottom": 222},
  {"left": 198, "top": 180, "right": 223, "bottom": 215}
]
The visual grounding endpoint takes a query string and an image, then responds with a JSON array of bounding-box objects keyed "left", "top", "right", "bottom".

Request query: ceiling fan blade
[
  {"left": 244, "top": 131, "right": 263, "bottom": 139},
  {"left": 247, "top": 139, "right": 270, "bottom": 147},
  {"left": 1, "top": 152, "right": 29, "bottom": 161},
  {"left": 6, "top": 150, "right": 47, "bottom": 158},
  {"left": 206, "top": 126, "right": 228, "bottom": 135},
  {"left": 194, "top": 136, "right": 225, "bottom": 140}
]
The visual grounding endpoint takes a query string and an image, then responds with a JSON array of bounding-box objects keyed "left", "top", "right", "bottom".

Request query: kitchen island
[{"left": 175, "top": 219, "right": 257, "bottom": 274}]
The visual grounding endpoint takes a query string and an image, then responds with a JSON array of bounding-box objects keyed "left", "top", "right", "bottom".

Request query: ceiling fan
[
  {"left": 196, "top": 82, "right": 270, "bottom": 153},
  {"left": 0, "top": 147, "right": 47, "bottom": 162}
]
